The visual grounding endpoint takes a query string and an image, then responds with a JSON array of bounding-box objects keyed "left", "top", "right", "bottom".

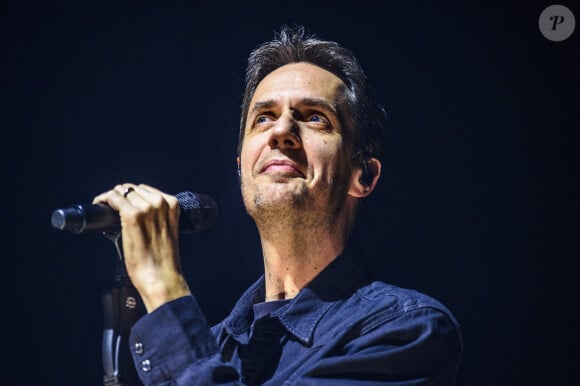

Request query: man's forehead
[{"left": 251, "top": 62, "right": 346, "bottom": 104}]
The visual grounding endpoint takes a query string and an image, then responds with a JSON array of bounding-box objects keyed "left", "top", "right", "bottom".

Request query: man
[{"left": 94, "top": 26, "right": 463, "bottom": 385}]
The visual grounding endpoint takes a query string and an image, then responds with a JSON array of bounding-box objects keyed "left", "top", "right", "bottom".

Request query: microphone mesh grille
[{"left": 175, "top": 192, "right": 218, "bottom": 233}]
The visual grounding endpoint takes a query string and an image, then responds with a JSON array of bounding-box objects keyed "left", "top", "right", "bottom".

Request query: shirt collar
[{"left": 223, "top": 243, "right": 371, "bottom": 345}]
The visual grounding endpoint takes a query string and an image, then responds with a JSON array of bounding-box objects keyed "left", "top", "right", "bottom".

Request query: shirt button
[
  {"left": 141, "top": 359, "right": 151, "bottom": 372},
  {"left": 134, "top": 342, "right": 144, "bottom": 355}
]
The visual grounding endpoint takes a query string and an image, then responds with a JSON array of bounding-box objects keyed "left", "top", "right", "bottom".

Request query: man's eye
[
  {"left": 256, "top": 116, "right": 271, "bottom": 124},
  {"left": 308, "top": 114, "right": 330, "bottom": 125}
]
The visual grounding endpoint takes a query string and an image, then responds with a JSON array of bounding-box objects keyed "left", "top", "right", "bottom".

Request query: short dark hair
[{"left": 238, "top": 25, "right": 387, "bottom": 162}]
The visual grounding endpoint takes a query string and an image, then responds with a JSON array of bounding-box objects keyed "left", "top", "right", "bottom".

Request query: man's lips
[{"left": 260, "top": 160, "right": 305, "bottom": 177}]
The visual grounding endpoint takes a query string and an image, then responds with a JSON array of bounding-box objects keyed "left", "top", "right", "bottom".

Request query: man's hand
[{"left": 93, "top": 183, "right": 191, "bottom": 312}]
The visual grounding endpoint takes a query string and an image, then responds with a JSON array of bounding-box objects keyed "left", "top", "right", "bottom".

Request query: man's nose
[{"left": 268, "top": 111, "right": 301, "bottom": 150}]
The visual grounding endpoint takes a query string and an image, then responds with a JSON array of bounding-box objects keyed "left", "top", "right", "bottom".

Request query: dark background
[{"left": 2, "top": 1, "right": 578, "bottom": 385}]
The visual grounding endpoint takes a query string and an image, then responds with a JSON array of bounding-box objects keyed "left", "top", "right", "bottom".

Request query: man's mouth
[{"left": 260, "top": 159, "right": 305, "bottom": 178}]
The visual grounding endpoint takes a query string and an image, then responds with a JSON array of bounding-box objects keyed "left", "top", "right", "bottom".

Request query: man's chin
[{"left": 252, "top": 182, "right": 307, "bottom": 207}]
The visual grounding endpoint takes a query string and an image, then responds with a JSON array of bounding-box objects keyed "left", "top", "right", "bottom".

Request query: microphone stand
[{"left": 102, "top": 232, "right": 145, "bottom": 386}]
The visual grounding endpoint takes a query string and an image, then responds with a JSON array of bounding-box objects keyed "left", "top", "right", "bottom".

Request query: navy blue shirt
[{"left": 130, "top": 245, "right": 463, "bottom": 385}]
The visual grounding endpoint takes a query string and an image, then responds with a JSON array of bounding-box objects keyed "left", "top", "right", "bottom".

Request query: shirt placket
[{"left": 240, "top": 317, "right": 286, "bottom": 385}]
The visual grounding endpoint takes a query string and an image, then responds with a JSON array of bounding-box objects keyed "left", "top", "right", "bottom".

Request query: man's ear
[{"left": 348, "top": 157, "right": 381, "bottom": 198}]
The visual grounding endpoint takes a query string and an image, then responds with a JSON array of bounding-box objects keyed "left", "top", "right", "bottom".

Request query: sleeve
[
  {"left": 129, "top": 296, "right": 239, "bottom": 385},
  {"left": 294, "top": 307, "right": 463, "bottom": 385}
]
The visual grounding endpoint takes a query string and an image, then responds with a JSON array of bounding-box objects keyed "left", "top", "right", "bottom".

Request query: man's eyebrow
[
  {"left": 300, "top": 98, "right": 339, "bottom": 115},
  {"left": 249, "top": 98, "right": 338, "bottom": 115},
  {"left": 249, "top": 100, "right": 276, "bottom": 116}
]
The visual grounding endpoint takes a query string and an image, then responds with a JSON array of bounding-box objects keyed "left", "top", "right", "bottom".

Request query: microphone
[{"left": 51, "top": 191, "right": 218, "bottom": 234}]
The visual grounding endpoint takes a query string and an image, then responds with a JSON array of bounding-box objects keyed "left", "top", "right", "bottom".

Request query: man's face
[{"left": 239, "top": 62, "right": 358, "bottom": 222}]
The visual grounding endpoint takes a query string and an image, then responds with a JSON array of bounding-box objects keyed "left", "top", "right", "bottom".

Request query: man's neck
[{"left": 256, "top": 214, "right": 351, "bottom": 301}]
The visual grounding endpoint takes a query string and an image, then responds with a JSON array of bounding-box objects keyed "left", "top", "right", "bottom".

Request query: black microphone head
[{"left": 175, "top": 192, "right": 218, "bottom": 234}]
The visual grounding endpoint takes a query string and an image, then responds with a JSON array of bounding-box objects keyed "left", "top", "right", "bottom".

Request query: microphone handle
[{"left": 51, "top": 204, "right": 120, "bottom": 234}]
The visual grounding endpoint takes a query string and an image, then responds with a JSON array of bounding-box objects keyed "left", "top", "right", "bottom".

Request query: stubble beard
[{"left": 242, "top": 173, "right": 350, "bottom": 236}]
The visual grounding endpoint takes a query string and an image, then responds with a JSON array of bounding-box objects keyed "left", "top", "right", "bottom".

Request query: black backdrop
[{"left": 2, "top": 1, "right": 578, "bottom": 385}]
